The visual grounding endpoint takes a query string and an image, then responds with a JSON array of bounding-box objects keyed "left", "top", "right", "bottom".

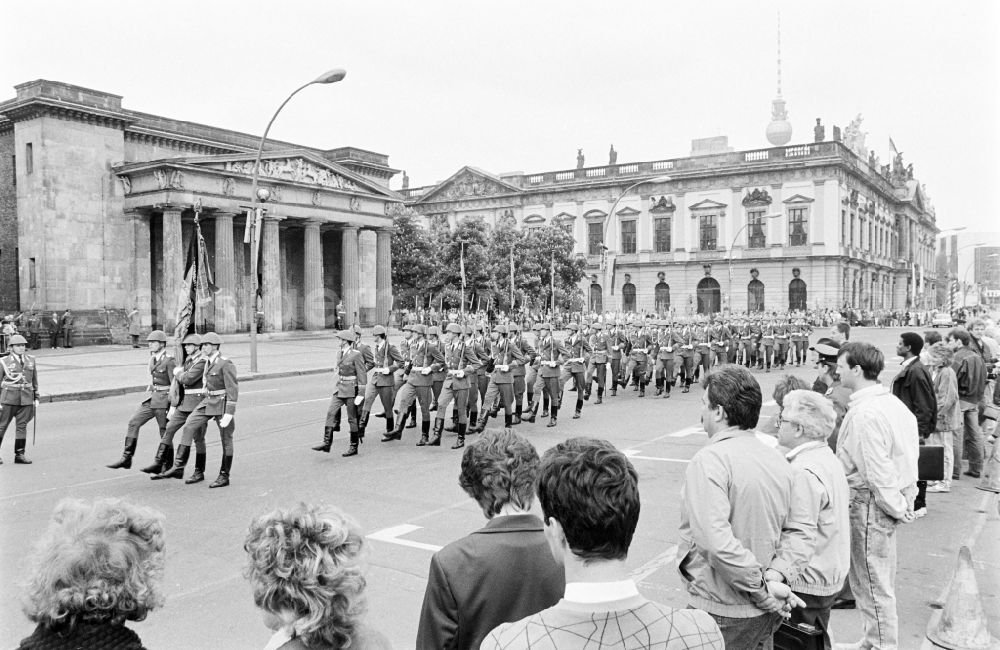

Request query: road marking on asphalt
[
  {"left": 269, "top": 397, "right": 329, "bottom": 407},
  {"left": 630, "top": 545, "right": 678, "bottom": 583},
  {"left": 242, "top": 388, "right": 280, "bottom": 394},
  {"left": 0, "top": 473, "right": 135, "bottom": 500},
  {"left": 668, "top": 426, "right": 706, "bottom": 438},
  {"left": 622, "top": 449, "right": 691, "bottom": 463},
  {"left": 367, "top": 524, "right": 443, "bottom": 552}
]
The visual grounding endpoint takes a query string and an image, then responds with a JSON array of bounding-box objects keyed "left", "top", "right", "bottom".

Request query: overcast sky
[{"left": 3, "top": 1, "right": 997, "bottom": 233}]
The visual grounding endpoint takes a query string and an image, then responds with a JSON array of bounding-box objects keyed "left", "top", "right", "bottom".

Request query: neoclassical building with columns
[{"left": 0, "top": 80, "right": 399, "bottom": 341}]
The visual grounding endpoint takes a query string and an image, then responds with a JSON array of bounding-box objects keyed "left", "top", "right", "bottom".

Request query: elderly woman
[
  {"left": 18, "top": 498, "right": 166, "bottom": 650},
  {"left": 777, "top": 389, "right": 850, "bottom": 650},
  {"left": 926, "top": 341, "right": 961, "bottom": 492},
  {"left": 244, "top": 504, "right": 389, "bottom": 650},
  {"left": 417, "top": 428, "right": 563, "bottom": 650},
  {"left": 757, "top": 374, "right": 811, "bottom": 437}
]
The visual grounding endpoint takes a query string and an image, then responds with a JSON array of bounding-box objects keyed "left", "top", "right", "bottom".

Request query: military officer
[
  {"left": 384, "top": 324, "right": 443, "bottom": 442},
  {"left": 624, "top": 321, "right": 653, "bottom": 397},
  {"left": 654, "top": 320, "right": 677, "bottom": 398},
  {"left": 531, "top": 322, "right": 568, "bottom": 427},
  {"left": 428, "top": 326, "right": 448, "bottom": 412},
  {"left": 711, "top": 317, "right": 731, "bottom": 365},
  {"left": 508, "top": 323, "right": 534, "bottom": 424},
  {"left": 107, "top": 330, "right": 176, "bottom": 471},
  {"left": 329, "top": 324, "right": 376, "bottom": 433},
  {"left": 760, "top": 315, "right": 776, "bottom": 372},
  {"left": 523, "top": 324, "right": 545, "bottom": 423},
  {"left": 150, "top": 333, "right": 208, "bottom": 482},
  {"left": 471, "top": 324, "right": 525, "bottom": 432},
  {"left": 774, "top": 315, "right": 790, "bottom": 370},
  {"left": 608, "top": 321, "right": 626, "bottom": 395},
  {"left": 559, "top": 322, "right": 592, "bottom": 418},
  {"left": 748, "top": 315, "right": 763, "bottom": 369},
  {"left": 0, "top": 334, "right": 37, "bottom": 464},
  {"left": 585, "top": 322, "right": 611, "bottom": 404},
  {"left": 432, "top": 323, "right": 480, "bottom": 449},
  {"left": 314, "top": 330, "right": 369, "bottom": 457},
  {"left": 155, "top": 332, "right": 237, "bottom": 487},
  {"left": 358, "top": 325, "right": 402, "bottom": 441}
]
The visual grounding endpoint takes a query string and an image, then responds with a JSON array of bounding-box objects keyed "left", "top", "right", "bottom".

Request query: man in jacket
[
  {"left": 0, "top": 334, "right": 37, "bottom": 464},
  {"left": 891, "top": 332, "right": 937, "bottom": 517},
  {"left": 949, "top": 328, "right": 987, "bottom": 478},
  {"left": 151, "top": 333, "right": 208, "bottom": 482},
  {"left": 358, "top": 325, "right": 402, "bottom": 442},
  {"left": 432, "top": 323, "right": 480, "bottom": 449},
  {"left": 60, "top": 309, "right": 74, "bottom": 348}
]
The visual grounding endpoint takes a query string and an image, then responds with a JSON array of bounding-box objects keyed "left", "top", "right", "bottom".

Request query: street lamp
[
  {"left": 247, "top": 68, "right": 346, "bottom": 372},
  {"left": 727, "top": 213, "right": 782, "bottom": 313},
  {"left": 603, "top": 175, "right": 672, "bottom": 297}
]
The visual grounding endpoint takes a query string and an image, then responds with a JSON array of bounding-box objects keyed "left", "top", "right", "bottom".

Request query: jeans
[
  {"left": 928, "top": 429, "right": 955, "bottom": 488},
  {"left": 848, "top": 488, "right": 901, "bottom": 650},
  {"left": 961, "top": 403, "right": 984, "bottom": 473},
  {"left": 708, "top": 611, "right": 782, "bottom": 650}
]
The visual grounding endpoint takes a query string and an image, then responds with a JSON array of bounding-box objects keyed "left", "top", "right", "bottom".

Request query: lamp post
[
  {"left": 601, "top": 175, "right": 672, "bottom": 301},
  {"left": 727, "top": 213, "right": 782, "bottom": 313},
  {"left": 246, "top": 69, "right": 346, "bottom": 372}
]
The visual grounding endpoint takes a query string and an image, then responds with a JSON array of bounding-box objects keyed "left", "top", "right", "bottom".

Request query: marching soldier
[
  {"left": 328, "top": 325, "right": 375, "bottom": 434},
  {"left": 677, "top": 317, "right": 696, "bottom": 392},
  {"left": 523, "top": 324, "right": 543, "bottom": 423},
  {"left": 608, "top": 321, "right": 626, "bottom": 395},
  {"left": 585, "top": 322, "right": 610, "bottom": 404},
  {"left": 654, "top": 320, "right": 677, "bottom": 398},
  {"left": 432, "top": 322, "right": 480, "bottom": 449},
  {"left": 559, "top": 323, "right": 591, "bottom": 418},
  {"left": 0, "top": 334, "right": 37, "bottom": 464},
  {"left": 623, "top": 321, "right": 652, "bottom": 397},
  {"left": 471, "top": 324, "right": 525, "bottom": 432},
  {"left": 429, "top": 326, "right": 447, "bottom": 412},
  {"left": 107, "top": 330, "right": 176, "bottom": 470},
  {"left": 384, "top": 324, "right": 443, "bottom": 442},
  {"left": 314, "top": 330, "right": 368, "bottom": 457},
  {"left": 711, "top": 317, "right": 731, "bottom": 365},
  {"left": 358, "top": 325, "right": 402, "bottom": 441},
  {"left": 531, "top": 322, "right": 568, "bottom": 427},
  {"left": 774, "top": 315, "right": 790, "bottom": 370},
  {"left": 150, "top": 333, "right": 208, "bottom": 482},
  {"left": 790, "top": 316, "right": 811, "bottom": 366},
  {"left": 748, "top": 315, "right": 763, "bottom": 369},
  {"left": 509, "top": 323, "right": 534, "bottom": 424},
  {"left": 691, "top": 316, "right": 711, "bottom": 382},
  {"left": 157, "top": 332, "right": 237, "bottom": 487},
  {"left": 760, "top": 315, "right": 776, "bottom": 372}
]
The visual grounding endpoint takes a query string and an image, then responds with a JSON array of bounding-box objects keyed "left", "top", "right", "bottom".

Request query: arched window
[
  {"left": 622, "top": 283, "right": 636, "bottom": 313},
  {"left": 654, "top": 282, "right": 670, "bottom": 315},
  {"left": 789, "top": 278, "right": 807, "bottom": 311},
  {"left": 590, "top": 284, "right": 603, "bottom": 313},
  {"left": 696, "top": 277, "right": 721, "bottom": 315},
  {"left": 748, "top": 279, "right": 765, "bottom": 312}
]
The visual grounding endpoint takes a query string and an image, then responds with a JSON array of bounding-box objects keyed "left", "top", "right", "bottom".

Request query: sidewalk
[{"left": 29, "top": 329, "right": 403, "bottom": 402}]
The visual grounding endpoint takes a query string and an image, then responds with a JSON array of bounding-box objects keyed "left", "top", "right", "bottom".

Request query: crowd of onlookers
[
  {"left": 10, "top": 317, "right": 998, "bottom": 650},
  {"left": 0, "top": 310, "right": 75, "bottom": 352}
]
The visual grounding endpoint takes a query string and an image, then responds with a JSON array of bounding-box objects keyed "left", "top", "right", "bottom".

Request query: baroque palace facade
[
  {"left": 403, "top": 131, "right": 939, "bottom": 316},
  {"left": 0, "top": 80, "right": 401, "bottom": 341}
]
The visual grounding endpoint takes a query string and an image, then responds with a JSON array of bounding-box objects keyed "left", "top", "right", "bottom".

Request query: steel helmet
[
  {"left": 492, "top": 324, "right": 508, "bottom": 335},
  {"left": 200, "top": 332, "right": 223, "bottom": 346},
  {"left": 336, "top": 329, "right": 358, "bottom": 343},
  {"left": 446, "top": 322, "right": 463, "bottom": 334},
  {"left": 8, "top": 334, "right": 27, "bottom": 346},
  {"left": 182, "top": 333, "right": 202, "bottom": 345},
  {"left": 426, "top": 325, "right": 441, "bottom": 337},
  {"left": 411, "top": 324, "right": 426, "bottom": 335},
  {"left": 146, "top": 330, "right": 168, "bottom": 342},
  {"left": 372, "top": 325, "right": 387, "bottom": 336}
]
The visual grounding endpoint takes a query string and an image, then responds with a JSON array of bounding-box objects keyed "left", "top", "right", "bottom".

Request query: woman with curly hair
[
  {"left": 17, "top": 498, "right": 166, "bottom": 650},
  {"left": 244, "top": 503, "right": 390, "bottom": 650}
]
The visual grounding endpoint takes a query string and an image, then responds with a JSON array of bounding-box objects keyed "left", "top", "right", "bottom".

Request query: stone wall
[{"left": 0, "top": 131, "right": 17, "bottom": 311}]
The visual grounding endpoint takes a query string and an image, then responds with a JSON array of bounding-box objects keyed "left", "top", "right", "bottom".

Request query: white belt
[
  {"left": 206, "top": 389, "right": 227, "bottom": 396},
  {"left": 185, "top": 388, "right": 205, "bottom": 395},
  {"left": 151, "top": 385, "right": 171, "bottom": 392},
  {"left": 411, "top": 366, "right": 426, "bottom": 371}
]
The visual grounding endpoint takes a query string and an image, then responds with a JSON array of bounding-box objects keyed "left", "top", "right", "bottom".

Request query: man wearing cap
[
  {"left": 107, "top": 330, "right": 176, "bottom": 471},
  {"left": 385, "top": 324, "right": 444, "bottom": 443},
  {"left": 531, "top": 323, "right": 569, "bottom": 427},
  {"left": 314, "top": 330, "right": 369, "bottom": 457},
  {"left": 358, "top": 325, "right": 403, "bottom": 442},
  {"left": 433, "top": 323, "right": 481, "bottom": 449},
  {"left": 624, "top": 321, "right": 653, "bottom": 397},
  {"left": 158, "top": 332, "right": 238, "bottom": 487},
  {"left": 654, "top": 320, "right": 677, "bottom": 398},
  {"left": 585, "top": 322, "right": 611, "bottom": 404},
  {"left": 472, "top": 325, "right": 526, "bottom": 433},
  {"left": 509, "top": 323, "right": 535, "bottom": 424},
  {"left": 0, "top": 334, "right": 37, "bottom": 464},
  {"left": 428, "top": 326, "right": 448, "bottom": 413},
  {"left": 328, "top": 324, "right": 377, "bottom": 435},
  {"left": 559, "top": 323, "right": 592, "bottom": 418},
  {"left": 711, "top": 316, "right": 732, "bottom": 366},
  {"left": 151, "top": 333, "right": 208, "bottom": 481},
  {"left": 774, "top": 315, "right": 790, "bottom": 370},
  {"left": 608, "top": 322, "right": 626, "bottom": 396}
]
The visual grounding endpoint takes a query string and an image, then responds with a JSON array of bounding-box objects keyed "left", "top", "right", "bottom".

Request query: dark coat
[
  {"left": 891, "top": 358, "right": 937, "bottom": 438},
  {"left": 17, "top": 622, "right": 146, "bottom": 649},
  {"left": 416, "top": 514, "right": 564, "bottom": 650}
]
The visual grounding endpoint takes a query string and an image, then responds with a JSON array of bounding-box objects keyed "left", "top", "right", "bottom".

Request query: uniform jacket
[
  {"left": 510, "top": 335, "right": 534, "bottom": 377},
  {"left": 355, "top": 341, "right": 375, "bottom": 372},
  {"left": 535, "top": 335, "right": 569, "bottom": 378},
  {"left": 607, "top": 330, "right": 625, "bottom": 360},
  {"left": 488, "top": 338, "right": 525, "bottom": 384},
  {"left": 0, "top": 353, "right": 38, "bottom": 405},
  {"left": 371, "top": 340, "right": 403, "bottom": 388},
  {"left": 334, "top": 348, "right": 369, "bottom": 398},
  {"left": 761, "top": 323, "right": 776, "bottom": 344},
  {"left": 143, "top": 352, "right": 177, "bottom": 409},
  {"left": 27, "top": 316, "right": 41, "bottom": 334},
  {"left": 407, "top": 339, "right": 445, "bottom": 387},
  {"left": 627, "top": 332, "right": 652, "bottom": 364},
  {"left": 589, "top": 332, "right": 611, "bottom": 364},
  {"left": 657, "top": 330, "right": 676, "bottom": 359},
  {"left": 561, "top": 333, "right": 592, "bottom": 374},
  {"left": 442, "top": 340, "right": 481, "bottom": 390},
  {"left": 431, "top": 340, "right": 448, "bottom": 382},
  {"left": 174, "top": 353, "right": 208, "bottom": 411},
  {"left": 196, "top": 353, "right": 238, "bottom": 416},
  {"left": 890, "top": 358, "right": 937, "bottom": 438},
  {"left": 473, "top": 335, "right": 492, "bottom": 377},
  {"left": 677, "top": 326, "right": 696, "bottom": 357}
]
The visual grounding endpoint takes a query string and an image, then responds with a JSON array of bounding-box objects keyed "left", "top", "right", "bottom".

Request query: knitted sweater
[{"left": 17, "top": 623, "right": 146, "bottom": 650}]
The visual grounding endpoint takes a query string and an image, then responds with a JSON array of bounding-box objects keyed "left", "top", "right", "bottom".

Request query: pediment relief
[
  {"left": 782, "top": 194, "right": 815, "bottom": 204},
  {"left": 742, "top": 188, "right": 773, "bottom": 206},
  {"left": 554, "top": 211, "right": 577, "bottom": 221},
  {"left": 583, "top": 209, "right": 608, "bottom": 220},
  {"left": 523, "top": 214, "right": 545, "bottom": 224},
  {"left": 417, "top": 167, "right": 521, "bottom": 203},
  {"left": 688, "top": 199, "right": 727, "bottom": 211},
  {"left": 616, "top": 206, "right": 641, "bottom": 217},
  {"left": 224, "top": 157, "right": 361, "bottom": 193}
]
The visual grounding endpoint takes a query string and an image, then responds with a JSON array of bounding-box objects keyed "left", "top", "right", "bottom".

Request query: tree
[
  {"left": 521, "top": 225, "right": 587, "bottom": 312},
  {"left": 390, "top": 207, "right": 439, "bottom": 309}
]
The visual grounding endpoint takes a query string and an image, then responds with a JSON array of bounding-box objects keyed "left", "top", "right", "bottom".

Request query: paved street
[{"left": 1, "top": 327, "right": 997, "bottom": 649}]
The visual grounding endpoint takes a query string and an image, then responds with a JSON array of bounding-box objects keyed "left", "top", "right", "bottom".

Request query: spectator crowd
[{"left": 10, "top": 318, "right": 998, "bottom": 649}]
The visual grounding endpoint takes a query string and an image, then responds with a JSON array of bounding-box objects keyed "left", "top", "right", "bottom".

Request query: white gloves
[
  {"left": 381, "top": 368, "right": 392, "bottom": 375},
  {"left": 421, "top": 368, "right": 432, "bottom": 375},
  {"left": 456, "top": 370, "right": 465, "bottom": 378},
  {"left": 219, "top": 414, "right": 233, "bottom": 428},
  {"left": 498, "top": 364, "right": 509, "bottom": 372},
  {"left": 354, "top": 395, "right": 365, "bottom": 406},
  {"left": 173, "top": 367, "right": 183, "bottom": 376}
]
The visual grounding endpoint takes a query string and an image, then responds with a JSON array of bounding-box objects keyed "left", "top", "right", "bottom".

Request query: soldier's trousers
[
  {"left": 775, "top": 341, "right": 789, "bottom": 366},
  {"left": 395, "top": 383, "right": 432, "bottom": 422},
  {"left": 695, "top": 348, "right": 712, "bottom": 376},
  {"left": 793, "top": 340, "right": 808, "bottom": 364},
  {"left": 363, "top": 381, "right": 395, "bottom": 417},
  {"left": 0, "top": 403, "right": 34, "bottom": 443},
  {"left": 624, "top": 359, "right": 650, "bottom": 384},
  {"left": 513, "top": 374, "right": 526, "bottom": 409},
  {"left": 610, "top": 358, "right": 623, "bottom": 387},
  {"left": 483, "top": 380, "right": 515, "bottom": 416},
  {"left": 325, "top": 394, "right": 359, "bottom": 441},
  {"left": 559, "top": 369, "right": 586, "bottom": 398},
  {"left": 587, "top": 362, "right": 607, "bottom": 394},
  {"left": 655, "top": 358, "right": 676, "bottom": 383},
  {"left": 761, "top": 343, "right": 774, "bottom": 368},
  {"left": 126, "top": 404, "right": 167, "bottom": 441},
  {"left": 432, "top": 380, "right": 444, "bottom": 406},
  {"left": 477, "top": 373, "right": 489, "bottom": 405},
  {"left": 182, "top": 411, "right": 234, "bottom": 455},
  {"left": 541, "top": 375, "right": 561, "bottom": 410},
  {"left": 715, "top": 348, "right": 730, "bottom": 365},
  {"left": 437, "top": 385, "right": 469, "bottom": 424},
  {"left": 161, "top": 408, "right": 206, "bottom": 453},
  {"left": 532, "top": 370, "right": 546, "bottom": 406},
  {"left": 525, "top": 366, "right": 538, "bottom": 399},
  {"left": 679, "top": 355, "right": 695, "bottom": 386}
]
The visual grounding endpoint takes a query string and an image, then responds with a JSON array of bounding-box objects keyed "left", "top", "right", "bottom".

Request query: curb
[{"left": 39, "top": 367, "right": 334, "bottom": 403}]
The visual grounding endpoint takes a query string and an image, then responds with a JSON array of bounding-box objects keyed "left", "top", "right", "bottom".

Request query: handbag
[
  {"left": 773, "top": 620, "right": 824, "bottom": 650},
  {"left": 918, "top": 445, "right": 945, "bottom": 481}
]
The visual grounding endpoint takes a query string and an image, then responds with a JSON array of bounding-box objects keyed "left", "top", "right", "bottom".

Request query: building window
[
  {"left": 622, "top": 282, "right": 636, "bottom": 312},
  {"left": 789, "top": 278, "right": 807, "bottom": 310},
  {"left": 747, "top": 210, "right": 767, "bottom": 249},
  {"left": 748, "top": 279, "right": 765, "bottom": 312},
  {"left": 788, "top": 208, "right": 808, "bottom": 246},
  {"left": 697, "top": 277, "right": 721, "bottom": 314},
  {"left": 590, "top": 284, "right": 603, "bottom": 312},
  {"left": 699, "top": 215, "right": 718, "bottom": 251},
  {"left": 654, "top": 282, "right": 670, "bottom": 314},
  {"left": 29, "top": 257, "right": 37, "bottom": 290},
  {"left": 841, "top": 210, "right": 846, "bottom": 245},
  {"left": 620, "top": 220, "right": 636, "bottom": 255},
  {"left": 586, "top": 222, "right": 604, "bottom": 255},
  {"left": 25, "top": 143, "right": 33, "bottom": 174},
  {"left": 654, "top": 217, "right": 671, "bottom": 253}
]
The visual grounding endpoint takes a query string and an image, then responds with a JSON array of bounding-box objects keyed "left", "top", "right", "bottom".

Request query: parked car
[{"left": 931, "top": 313, "right": 954, "bottom": 328}]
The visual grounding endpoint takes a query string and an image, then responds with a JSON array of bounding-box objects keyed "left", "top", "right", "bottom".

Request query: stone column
[
  {"left": 303, "top": 220, "right": 325, "bottom": 330},
  {"left": 161, "top": 206, "right": 184, "bottom": 332},
  {"left": 130, "top": 211, "right": 153, "bottom": 332},
  {"left": 376, "top": 229, "right": 393, "bottom": 326},
  {"left": 261, "top": 216, "right": 284, "bottom": 332},
  {"left": 341, "top": 226, "right": 360, "bottom": 327},
  {"left": 214, "top": 213, "right": 237, "bottom": 333}
]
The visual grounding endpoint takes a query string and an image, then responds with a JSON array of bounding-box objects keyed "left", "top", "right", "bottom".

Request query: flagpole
[
  {"left": 509, "top": 245, "right": 515, "bottom": 311},
  {"left": 460, "top": 240, "right": 466, "bottom": 317},
  {"left": 550, "top": 250, "right": 555, "bottom": 315}
]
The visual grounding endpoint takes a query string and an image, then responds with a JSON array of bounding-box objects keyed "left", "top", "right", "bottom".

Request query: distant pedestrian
[
  {"left": 925, "top": 342, "right": 960, "bottom": 493},
  {"left": 948, "top": 328, "right": 987, "bottom": 479},
  {"left": 48, "top": 311, "right": 60, "bottom": 348},
  {"left": 127, "top": 306, "right": 141, "bottom": 347},
  {"left": 60, "top": 309, "right": 74, "bottom": 348}
]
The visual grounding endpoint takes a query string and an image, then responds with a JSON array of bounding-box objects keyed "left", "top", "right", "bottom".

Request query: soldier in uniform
[
  {"left": 107, "top": 330, "right": 176, "bottom": 470},
  {"left": 608, "top": 321, "right": 626, "bottom": 396},
  {"left": 471, "top": 324, "right": 525, "bottom": 432},
  {"left": 559, "top": 323, "right": 592, "bottom": 418},
  {"left": 328, "top": 325, "right": 375, "bottom": 434},
  {"left": 789, "top": 316, "right": 811, "bottom": 366},
  {"left": 585, "top": 322, "right": 610, "bottom": 404},
  {"left": 472, "top": 323, "right": 491, "bottom": 409},
  {"left": 748, "top": 315, "right": 763, "bottom": 369},
  {"left": 150, "top": 333, "right": 208, "bottom": 482},
  {"left": 531, "top": 322, "right": 568, "bottom": 427},
  {"left": 157, "top": 332, "right": 238, "bottom": 487},
  {"left": 759, "top": 315, "right": 776, "bottom": 372},
  {"left": 691, "top": 316, "right": 711, "bottom": 382},
  {"left": 428, "top": 326, "right": 447, "bottom": 412},
  {"left": 432, "top": 322, "right": 480, "bottom": 449},
  {"left": 384, "top": 324, "right": 443, "bottom": 442},
  {"left": 27, "top": 312, "right": 41, "bottom": 350},
  {"left": 508, "top": 323, "right": 534, "bottom": 424},
  {"left": 313, "top": 330, "right": 369, "bottom": 457},
  {"left": 60, "top": 309, "right": 74, "bottom": 348},
  {"left": 523, "top": 323, "right": 541, "bottom": 420},
  {"left": 358, "top": 325, "right": 402, "bottom": 441},
  {"left": 654, "top": 320, "right": 677, "bottom": 398},
  {"left": 0, "top": 335, "right": 37, "bottom": 464},
  {"left": 711, "top": 317, "right": 731, "bottom": 366},
  {"left": 677, "top": 317, "right": 696, "bottom": 392},
  {"left": 774, "top": 314, "right": 790, "bottom": 370},
  {"left": 624, "top": 321, "right": 653, "bottom": 397}
]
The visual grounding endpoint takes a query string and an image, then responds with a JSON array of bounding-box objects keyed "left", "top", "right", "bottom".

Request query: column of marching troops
[{"left": 0, "top": 313, "right": 812, "bottom": 476}]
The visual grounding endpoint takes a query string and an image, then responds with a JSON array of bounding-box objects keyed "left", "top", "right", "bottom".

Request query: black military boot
[
  {"left": 451, "top": 423, "right": 467, "bottom": 450},
  {"left": 342, "top": 442, "right": 359, "bottom": 457},
  {"left": 14, "top": 439, "right": 32, "bottom": 464},
  {"left": 682, "top": 380, "right": 691, "bottom": 394},
  {"left": 312, "top": 427, "right": 334, "bottom": 452},
  {"left": 106, "top": 438, "right": 137, "bottom": 470},
  {"left": 429, "top": 419, "right": 443, "bottom": 446},
  {"left": 140, "top": 443, "right": 171, "bottom": 474},
  {"left": 416, "top": 420, "right": 431, "bottom": 446},
  {"left": 573, "top": 399, "right": 582, "bottom": 419},
  {"left": 382, "top": 411, "right": 403, "bottom": 441},
  {"left": 595, "top": 388, "right": 603, "bottom": 405},
  {"left": 523, "top": 402, "right": 537, "bottom": 423},
  {"left": 152, "top": 444, "right": 189, "bottom": 480},
  {"left": 385, "top": 415, "right": 395, "bottom": 437},
  {"left": 541, "top": 396, "right": 550, "bottom": 419},
  {"left": 546, "top": 407, "right": 558, "bottom": 428},
  {"left": 445, "top": 410, "right": 460, "bottom": 432},
  {"left": 185, "top": 453, "right": 207, "bottom": 484},
  {"left": 504, "top": 413, "right": 513, "bottom": 431},
  {"left": 664, "top": 380, "right": 672, "bottom": 398},
  {"left": 209, "top": 455, "right": 232, "bottom": 488},
  {"left": 655, "top": 378, "right": 663, "bottom": 396},
  {"left": 331, "top": 410, "right": 341, "bottom": 433},
  {"left": 406, "top": 404, "right": 417, "bottom": 428},
  {"left": 639, "top": 381, "right": 646, "bottom": 398},
  {"left": 513, "top": 405, "right": 522, "bottom": 425},
  {"left": 358, "top": 411, "right": 370, "bottom": 442},
  {"left": 584, "top": 384, "right": 591, "bottom": 401}
]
